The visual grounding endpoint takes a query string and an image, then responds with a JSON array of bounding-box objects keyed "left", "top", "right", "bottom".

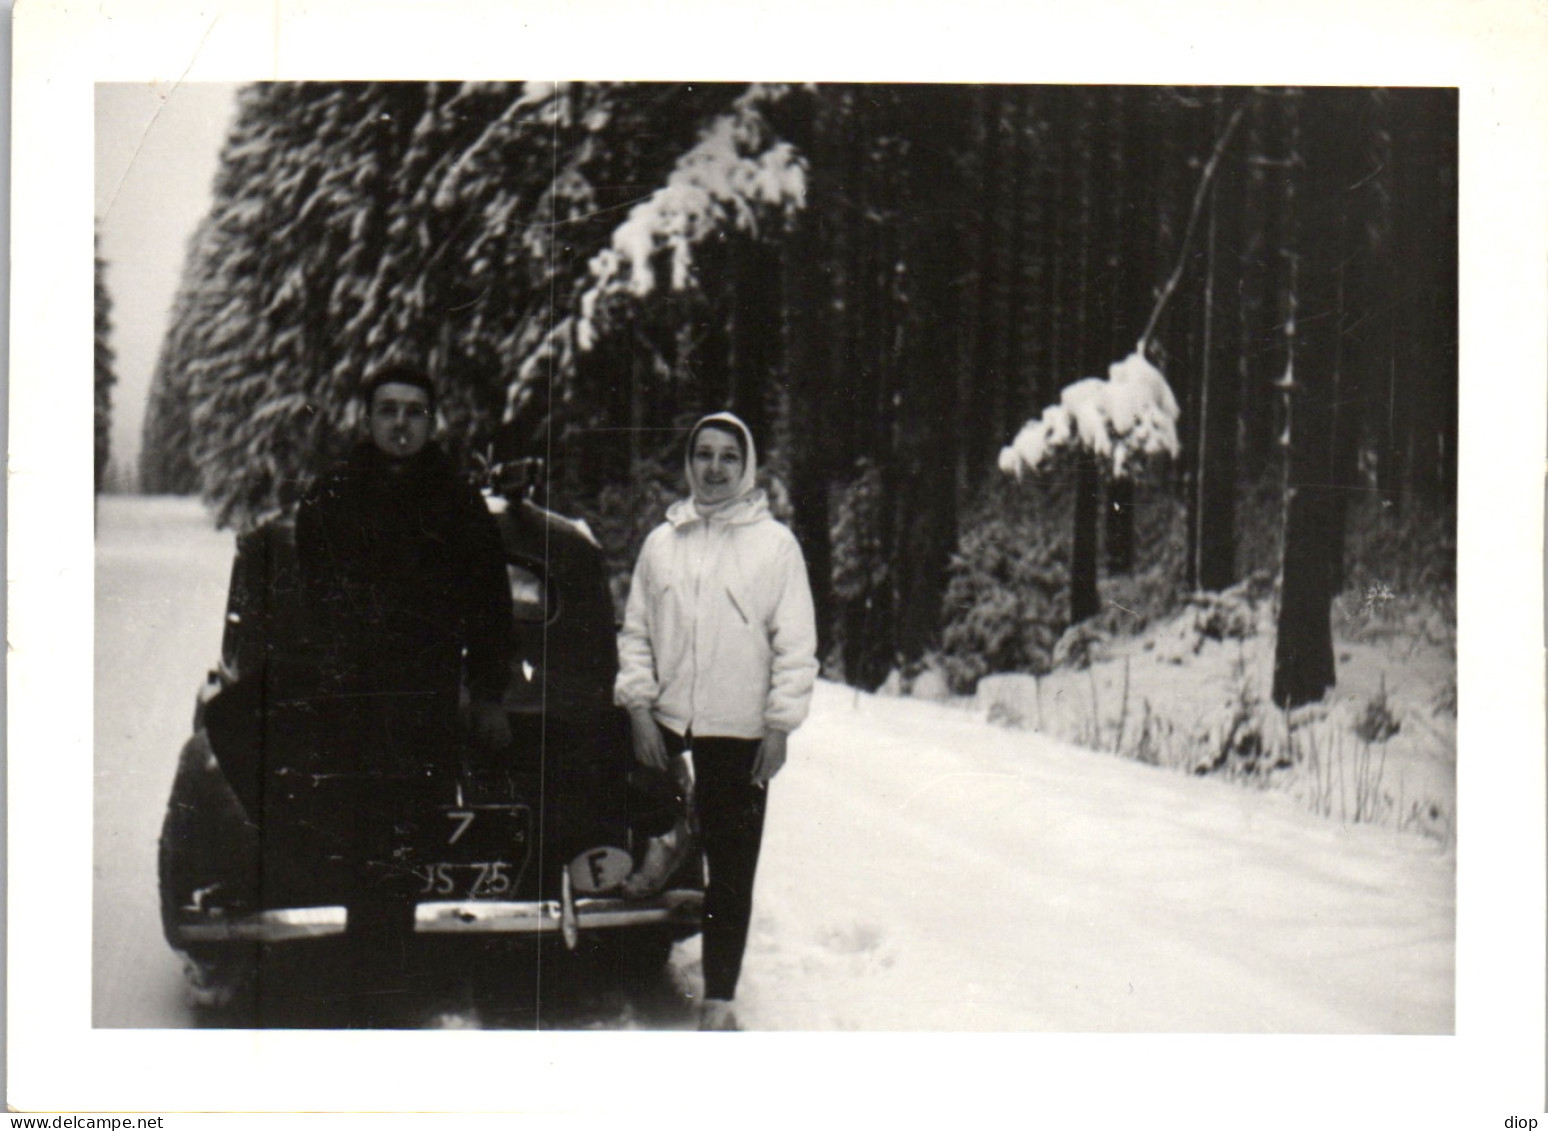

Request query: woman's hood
[
  {"left": 668, "top": 411, "right": 766, "bottom": 528},
  {"left": 684, "top": 412, "right": 758, "bottom": 495}
]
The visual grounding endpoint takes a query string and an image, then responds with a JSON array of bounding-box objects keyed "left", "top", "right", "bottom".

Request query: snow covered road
[
  {"left": 94, "top": 496, "right": 235, "bottom": 1027},
  {"left": 731, "top": 681, "right": 1453, "bottom": 1032},
  {"left": 92, "top": 496, "right": 1453, "bottom": 1033}
]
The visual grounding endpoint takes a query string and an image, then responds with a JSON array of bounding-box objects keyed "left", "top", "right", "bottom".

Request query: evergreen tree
[
  {"left": 143, "top": 82, "right": 1455, "bottom": 697},
  {"left": 94, "top": 234, "right": 116, "bottom": 494},
  {"left": 999, "top": 350, "right": 1182, "bottom": 627},
  {"left": 146, "top": 82, "right": 754, "bottom": 528},
  {"left": 141, "top": 216, "right": 218, "bottom": 495}
]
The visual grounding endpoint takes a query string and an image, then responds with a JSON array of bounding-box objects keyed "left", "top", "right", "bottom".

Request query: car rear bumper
[{"left": 173, "top": 888, "right": 703, "bottom": 944}]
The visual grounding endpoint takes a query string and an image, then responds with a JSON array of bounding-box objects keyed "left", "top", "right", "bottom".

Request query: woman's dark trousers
[{"left": 660, "top": 726, "right": 768, "bottom": 1003}]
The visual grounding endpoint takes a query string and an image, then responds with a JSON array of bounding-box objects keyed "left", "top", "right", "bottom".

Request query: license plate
[{"left": 412, "top": 804, "right": 530, "bottom": 901}]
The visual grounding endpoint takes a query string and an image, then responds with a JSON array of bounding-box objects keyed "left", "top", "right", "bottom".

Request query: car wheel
[
  {"left": 158, "top": 732, "right": 262, "bottom": 1013},
  {"left": 176, "top": 944, "right": 258, "bottom": 1014}
]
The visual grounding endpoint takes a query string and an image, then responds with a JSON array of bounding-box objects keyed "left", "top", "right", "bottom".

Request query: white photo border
[{"left": 11, "top": 0, "right": 1546, "bottom": 1122}]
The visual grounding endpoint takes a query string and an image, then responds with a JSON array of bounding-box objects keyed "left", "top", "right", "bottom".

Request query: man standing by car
[{"left": 296, "top": 363, "right": 513, "bottom": 1028}]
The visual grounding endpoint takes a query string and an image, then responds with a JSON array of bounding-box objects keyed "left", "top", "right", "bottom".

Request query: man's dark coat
[{"left": 295, "top": 441, "right": 512, "bottom": 771}]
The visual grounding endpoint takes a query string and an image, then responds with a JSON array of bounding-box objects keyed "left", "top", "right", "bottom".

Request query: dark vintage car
[{"left": 157, "top": 463, "right": 701, "bottom": 1016}]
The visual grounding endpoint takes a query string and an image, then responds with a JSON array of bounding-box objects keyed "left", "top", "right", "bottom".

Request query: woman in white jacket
[{"left": 615, "top": 412, "right": 818, "bottom": 1031}]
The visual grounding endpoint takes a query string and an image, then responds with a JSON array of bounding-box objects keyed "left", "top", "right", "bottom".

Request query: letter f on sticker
[{"left": 587, "top": 850, "right": 610, "bottom": 888}]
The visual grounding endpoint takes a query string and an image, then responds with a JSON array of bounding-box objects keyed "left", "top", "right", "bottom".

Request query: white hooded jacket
[{"left": 614, "top": 414, "right": 819, "bottom": 740}]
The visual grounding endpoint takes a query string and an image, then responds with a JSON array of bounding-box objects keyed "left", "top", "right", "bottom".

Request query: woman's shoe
[{"left": 698, "top": 998, "right": 740, "bottom": 1031}]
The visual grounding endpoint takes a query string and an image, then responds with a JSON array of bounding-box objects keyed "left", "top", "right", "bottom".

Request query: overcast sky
[{"left": 95, "top": 82, "right": 239, "bottom": 482}]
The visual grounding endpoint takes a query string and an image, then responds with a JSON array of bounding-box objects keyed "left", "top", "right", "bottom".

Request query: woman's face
[{"left": 689, "top": 426, "right": 745, "bottom": 505}]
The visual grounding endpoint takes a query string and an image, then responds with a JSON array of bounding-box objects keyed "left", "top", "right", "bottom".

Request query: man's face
[{"left": 368, "top": 382, "right": 433, "bottom": 462}]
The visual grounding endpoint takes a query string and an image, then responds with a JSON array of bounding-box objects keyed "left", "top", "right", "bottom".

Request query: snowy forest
[{"left": 135, "top": 82, "right": 1458, "bottom": 713}]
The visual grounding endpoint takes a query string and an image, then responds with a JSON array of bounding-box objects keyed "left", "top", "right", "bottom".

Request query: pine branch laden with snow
[
  {"left": 574, "top": 87, "right": 809, "bottom": 354},
  {"left": 998, "top": 350, "right": 1181, "bottom": 481}
]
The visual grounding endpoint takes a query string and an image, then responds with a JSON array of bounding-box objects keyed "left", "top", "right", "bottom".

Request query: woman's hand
[
  {"left": 629, "top": 708, "right": 668, "bottom": 771},
  {"left": 751, "top": 729, "right": 788, "bottom": 786}
]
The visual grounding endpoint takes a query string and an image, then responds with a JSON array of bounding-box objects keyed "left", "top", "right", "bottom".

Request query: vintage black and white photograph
[
  {"left": 13, "top": 0, "right": 1548, "bottom": 1120},
  {"left": 93, "top": 77, "right": 1464, "bottom": 1033}
]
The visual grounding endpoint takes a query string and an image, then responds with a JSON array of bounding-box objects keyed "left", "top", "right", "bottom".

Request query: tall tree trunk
[
  {"left": 1044, "top": 87, "right": 1075, "bottom": 404},
  {"left": 1072, "top": 88, "right": 1099, "bottom": 377},
  {"left": 1373, "top": 87, "right": 1458, "bottom": 512},
  {"left": 1174, "top": 90, "right": 1215, "bottom": 591},
  {"left": 1191, "top": 178, "right": 1220, "bottom": 589},
  {"left": 1066, "top": 89, "right": 1106, "bottom": 597},
  {"left": 1362, "top": 90, "right": 1403, "bottom": 508},
  {"left": 1024, "top": 99, "right": 1054, "bottom": 411},
  {"left": 1096, "top": 88, "right": 1136, "bottom": 575},
  {"left": 1420, "top": 90, "right": 1459, "bottom": 505},
  {"left": 1106, "top": 481, "right": 1136, "bottom": 575},
  {"left": 776, "top": 94, "right": 836, "bottom": 669},
  {"left": 727, "top": 239, "right": 779, "bottom": 451},
  {"left": 1198, "top": 89, "right": 1246, "bottom": 592},
  {"left": 1326, "top": 147, "right": 1361, "bottom": 596},
  {"left": 781, "top": 220, "right": 835, "bottom": 669},
  {"left": 893, "top": 84, "right": 963, "bottom": 665},
  {"left": 1071, "top": 450, "right": 1102, "bottom": 624},
  {"left": 1382, "top": 89, "right": 1419, "bottom": 508},
  {"left": 1436, "top": 103, "right": 1459, "bottom": 506},
  {"left": 1273, "top": 87, "right": 1350, "bottom": 709},
  {"left": 1137, "top": 90, "right": 1203, "bottom": 566},
  {"left": 1106, "top": 88, "right": 1155, "bottom": 576},
  {"left": 964, "top": 85, "right": 1008, "bottom": 494},
  {"left": 694, "top": 291, "right": 733, "bottom": 421},
  {"left": 830, "top": 87, "right": 888, "bottom": 687},
  {"left": 1237, "top": 88, "right": 1286, "bottom": 487},
  {"left": 1078, "top": 87, "right": 1111, "bottom": 376},
  {"left": 997, "top": 88, "right": 1031, "bottom": 447}
]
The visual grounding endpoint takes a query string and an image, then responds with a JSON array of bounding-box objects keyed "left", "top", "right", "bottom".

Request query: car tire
[
  {"left": 157, "top": 732, "right": 261, "bottom": 1010},
  {"left": 176, "top": 944, "right": 259, "bottom": 1013}
]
